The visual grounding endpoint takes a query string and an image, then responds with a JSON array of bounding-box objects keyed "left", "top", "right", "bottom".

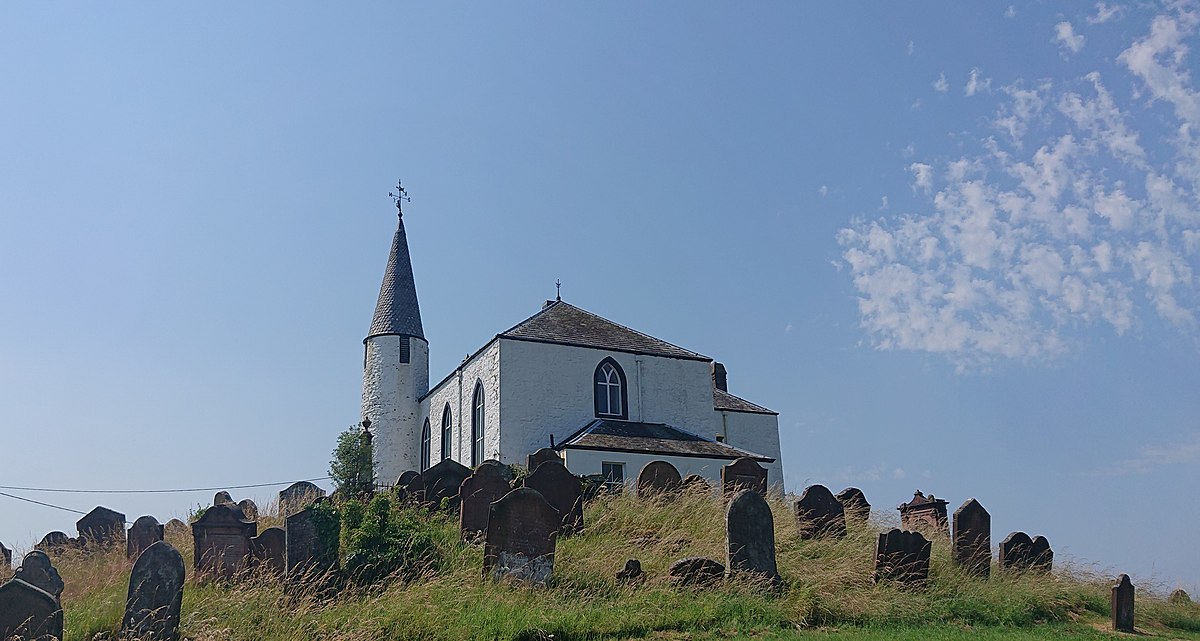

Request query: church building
[{"left": 360, "top": 202, "right": 784, "bottom": 490}]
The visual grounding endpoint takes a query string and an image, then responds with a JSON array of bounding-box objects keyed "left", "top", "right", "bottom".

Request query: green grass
[{"left": 44, "top": 490, "right": 1200, "bottom": 640}]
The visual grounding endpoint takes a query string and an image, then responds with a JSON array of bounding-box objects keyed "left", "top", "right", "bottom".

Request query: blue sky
[{"left": 1, "top": 3, "right": 1197, "bottom": 592}]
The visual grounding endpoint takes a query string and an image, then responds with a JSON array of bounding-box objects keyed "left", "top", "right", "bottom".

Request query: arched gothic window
[
  {"left": 472, "top": 381, "right": 485, "bottom": 466},
  {"left": 420, "top": 418, "right": 431, "bottom": 471},
  {"left": 594, "top": 357, "right": 628, "bottom": 419},
  {"left": 441, "top": 404, "right": 452, "bottom": 461}
]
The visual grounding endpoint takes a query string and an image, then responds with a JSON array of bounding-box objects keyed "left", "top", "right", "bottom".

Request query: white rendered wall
[
  {"left": 419, "top": 340, "right": 501, "bottom": 468},
  {"left": 561, "top": 450, "right": 729, "bottom": 489},
  {"left": 717, "top": 410, "right": 783, "bottom": 490},
  {"left": 362, "top": 335, "right": 429, "bottom": 485}
]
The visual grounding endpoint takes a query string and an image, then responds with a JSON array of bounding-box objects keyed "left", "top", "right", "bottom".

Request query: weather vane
[
  {"left": 556, "top": 279, "right": 561, "bottom": 301},
  {"left": 389, "top": 180, "right": 410, "bottom": 217}
]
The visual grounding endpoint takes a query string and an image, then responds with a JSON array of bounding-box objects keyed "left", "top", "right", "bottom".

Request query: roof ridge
[
  {"left": 560, "top": 302, "right": 707, "bottom": 360},
  {"left": 499, "top": 300, "right": 710, "bottom": 361},
  {"left": 495, "top": 299, "right": 563, "bottom": 338}
]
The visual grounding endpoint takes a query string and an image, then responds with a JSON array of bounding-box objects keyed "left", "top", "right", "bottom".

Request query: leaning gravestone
[
  {"left": 0, "top": 579, "right": 63, "bottom": 641},
  {"left": 285, "top": 506, "right": 338, "bottom": 581},
  {"left": 278, "top": 481, "right": 326, "bottom": 518},
  {"left": 237, "top": 499, "right": 259, "bottom": 522},
  {"left": 526, "top": 448, "right": 560, "bottom": 473},
  {"left": 483, "top": 488, "right": 559, "bottom": 585},
  {"left": 952, "top": 499, "right": 991, "bottom": 578},
  {"left": 835, "top": 487, "right": 871, "bottom": 522},
  {"left": 192, "top": 504, "right": 257, "bottom": 580},
  {"left": 127, "top": 515, "right": 165, "bottom": 561},
  {"left": 636, "top": 460, "right": 682, "bottom": 498},
  {"left": 423, "top": 459, "right": 473, "bottom": 508},
  {"left": 77, "top": 505, "right": 127, "bottom": 548},
  {"left": 250, "top": 527, "right": 286, "bottom": 576},
  {"left": 524, "top": 460, "right": 584, "bottom": 535},
  {"left": 13, "top": 551, "right": 64, "bottom": 601},
  {"left": 721, "top": 457, "right": 767, "bottom": 496},
  {"left": 121, "top": 540, "right": 185, "bottom": 641},
  {"left": 726, "top": 489, "right": 780, "bottom": 585},
  {"left": 794, "top": 484, "right": 846, "bottom": 539},
  {"left": 669, "top": 557, "right": 726, "bottom": 586},
  {"left": 459, "top": 465, "right": 512, "bottom": 540},
  {"left": 874, "top": 529, "right": 931, "bottom": 585},
  {"left": 1111, "top": 574, "right": 1134, "bottom": 633}
]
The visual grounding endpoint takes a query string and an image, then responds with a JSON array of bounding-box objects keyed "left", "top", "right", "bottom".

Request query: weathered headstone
[
  {"left": 0, "top": 579, "right": 63, "bottom": 641},
  {"left": 77, "top": 505, "right": 127, "bottom": 548},
  {"left": 1029, "top": 535, "right": 1053, "bottom": 573},
  {"left": 396, "top": 470, "right": 420, "bottom": 487},
  {"left": 681, "top": 474, "right": 711, "bottom": 494},
  {"left": 278, "top": 481, "right": 326, "bottom": 518},
  {"left": 616, "top": 559, "right": 643, "bottom": 584},
  {"left": 237, "top": 499, "right": 259, "bottom": 522},
  {"left": 897, "top": 491, "right": 949, "bottom": 536},
  {"left": 1168, "top": 588, "right": 1192, "bottom": 605},
  {"left": 835, "top": 487, "right": 871, "bottom": 522},
  {"left": 483, "top": 488, "right": 559, "bottom": 585},
  {"left": 999, "top": 532, "right": 1052, "bottom": 573},
  {"left": 459, "top": 465, "right": 512, "bottom": 540},
  {"left": 1112, "top": 574, "right": 1134, "bottom": 633},
  {"left": 422, "top": 459, "right": 473, "bottom": 508},
  {"left": 726, "top": 489, "right": 780, "bottom": 584},
  {"left": 0, "top": 541, "right": 10, "bottom": 571},
  {"left": 13, "top": 552, "right": 64, "bottom": 601},
  {"left": 37, "top": 531, "right": 73, "bottom": 553},
  {"left": 952, "top": 499, "right": 990, "bottom": 578},
  {"left": 403, "top": 472, "right": 426, "bottom": 504},
  {"left": 164, "top": 519, "right": 188, "bottom": 538},
  {"left": 121, "top": 541, "right": 185, "bottom": 641},
  {"left": 635, "top": 460, "right": 682, "bottom": 498},
  {"left": 794, "top": 484, "right": 846, "bottom": 539},
  {"left": 721, "top": 457, "right": 767, "bottom": 496},
  {"left": 669, "top": 557, "right": 725, "bottom": 586},
  {"left": 477, "top": 459, "right": 515, "bottom": 484},
  {"left": 191, "top": 504, "right": 257, "bottom": 580},
  {"left": 250, "top": 527, "right": 286, "bottom": 576},
  {"left": 285, "top": 507, "right": 338, "bottom": 581},
  {"left": 873, "top": 529, "right": 931, "bottom": 585},
  {"left": 526, "top": 447, "right": 560, "bottom": 473},
  {"left": 213, "top": 491, "right": 234, "bottom": 506},
  {"left": 127, "top": 515, "right": 165, "bottom": 561},
  {"left": 524, "top": 460, "right": 583, "bottom": 535}
]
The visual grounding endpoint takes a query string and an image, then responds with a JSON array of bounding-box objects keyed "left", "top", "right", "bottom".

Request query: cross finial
[
  {"left": 555, "top": 279, "right": 561, "bottom": 301},
  {"left": 389, "top": 180, "right": 410, "bottom": 218}
]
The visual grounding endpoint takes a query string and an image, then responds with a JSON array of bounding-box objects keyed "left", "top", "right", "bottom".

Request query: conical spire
[{"left": 367, "top": 215, "right": 424, "bottom": 341}]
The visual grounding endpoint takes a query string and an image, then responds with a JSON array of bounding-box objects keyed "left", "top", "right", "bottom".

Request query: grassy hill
[{"left": 48, "top": 489, "right": 1200, "bottom": 640}]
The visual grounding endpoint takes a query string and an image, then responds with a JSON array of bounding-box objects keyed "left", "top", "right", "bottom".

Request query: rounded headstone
[
  {"left": 726, "top": 489, "right": 780, "bottom": 584},
  {"left": 127, "top": 515, "right": 165, "bottom": 561},
  {"left": 0, "top": 578, "right": 63, "bottom": 641},
  {"left": 14, "top": 551, "right": 64, "bottom": 600},
  {"left": 793, "top": 484, "right": 846, "bottom": 539},
  {"left": 237, "top": 499, "right": 259, "bottom": 522},
  {"left": 636, "top": 461, "right": 682, "bottom": 499},
  {"left": 669, "top": 557, "right": 725, "bottom": 586},
  {"left": 122, "top": 541, "right": 185, "bottom": 641}
]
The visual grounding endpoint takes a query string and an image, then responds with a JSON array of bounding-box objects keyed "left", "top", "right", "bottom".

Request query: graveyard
[{"left": 2, "top": 456, "right": 1199, "bottom": 640}]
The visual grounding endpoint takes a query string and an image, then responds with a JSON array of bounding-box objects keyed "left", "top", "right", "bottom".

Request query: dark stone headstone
[
  {"left": 636, "top": 461, "right": 683, "bottom": 498},
  {"left": 616, "top": 559, "right": 643, "bottom": 584},
  {"left": 873, "top": 529, "right": 931, "bottom": 585},
  {"left": 0, "top": 579, "right": 63, "bottom": 641},
  {"left": 403, "top": 473, "right": 426, "bottom": 504},
  {"left": 13, "top": 551, "right": 64, "bottom": 601},
  {"left": 164, "top": 519, "right": 188, "bottom": 538},
  {"left": 422, "top": 459, "right": 473, "bottom": 508},
  {"left": 127, "top": 515, "right": 165, "bottom": 561},
  {"left": 0, "top": 542, "right": 10, "bottom": 571},
  {"left": 459, "top": 465, "right": 512, "bottom": 540},
  {"left": 396, "top": 470, "right": 420, "bottom": 487},
  {"left": 524, "top": 460, "right": 583, "bottom": 535},
  {"left": 526, "top": 448, "right": 561, "bottom": 473},
  {"left": 122, "top": 540, "right": 185, "bottom": 641},
  {"left": 77, "top": 505, "right": 127, "bottom": 547},
  {"left": 897, "top": 491, "right": 949, "bottom": 536},
  {"left": 1029, "top": 535, "right": 1053, "bottom": 572},
  {"left": 237, "top": 499, "right": 259, "bottom": 522},
  {"left": 721, "top": 457, "right": 767, "bottom": 496},
  {"left": 681, "top": 474, "right": 711, "bottom": 494},
  {"left": 1111, "top": 574, "right": 1134, "bottom": 633},
  {"left": 1168, "top": 588, "right": 1192, "bottom": 605},
  {"left": 483, "top": 488, "right": 559, "bottom": 585},
  {"left": 250, "top": 527, "right": 286, "bottom": 576},
  {"left": 669, "top": 557, "right": 725, "bottom": 586},
  {"left": 794, "top": 484, "right": 846, "bottom": 539},
  {"left": 999, "top": 532, "right": 1052, "bottom": 573},
  {"left": 285, "top": 507, "right": 338, "bottom": 581},
  {"left": 477, "top": 459, "right": 515, "bottom": 484},
  {"left": 952, "top": 499, "right": 990, "bottom": 578},
  {"left": 726, "top": 489, "right": 779, "bottom": 584},
  {"left": 278, "top": 481, "right": 326, "bottom": 518},
  {"left": 191, "top": 504, "right": 257, "bottom": 580},
  {"left": 213, "top": 491, "right": 234, "bottom": 506},
  {"left": 37, "top": 531, "right": 74, "bottom": 553},
  {"left": 835, "top": 487, "right": 871, "bottom": 522}
]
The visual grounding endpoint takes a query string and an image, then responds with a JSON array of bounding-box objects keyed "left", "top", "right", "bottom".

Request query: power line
[
  {"left": 0, "top": 491, "right": 89, "bottom": 517},
  {"left": 0, "top": 476, "right": 331, "bottom": 495}
]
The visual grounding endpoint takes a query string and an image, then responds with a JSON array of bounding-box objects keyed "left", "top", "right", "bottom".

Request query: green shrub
[{"left": 341, "top": 495, "right": 444, "bottom": 585}]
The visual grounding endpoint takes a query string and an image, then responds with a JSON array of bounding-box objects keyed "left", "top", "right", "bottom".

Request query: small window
[
  {"left": 593, "top": 358, "right": 628, "bottom": 419},
  {"left": 440, "top": 404, "right": 452, "bottom": 461},
  {"left": 471, "top": 381, "right": 485, "bottom": 466},
  {"left": 602, "top": 462, "right": 625, "bottom": 492},
  {"left": 399, "top": 335, "right": 411, "bottom": 364},
  {"left": 420, "top": 418, "right": 431, "bottom": 471}
]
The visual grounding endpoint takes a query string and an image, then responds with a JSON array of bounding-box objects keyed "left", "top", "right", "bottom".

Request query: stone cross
[
  {"left": 721, "top": 457, "right": 767, "bottom": 496},
  {"left": 835, "top": 487, "right": 871, "bottom": 523},
  {"left": 951, "top": 499, "right": 990, "bottom": 578},
  {"left": 459, "top": 466, "right": 512, "bottom": 540},
  {"left": 793, "top": 484, "right": 846, "bottom": 539},
  {"left": 524, "top": 460, "right": 584, "bottom": 535},
  {"left": 77, "top": 505, "right": 127, "bottom": 548},
  {"left": 0, "top": 578, "right": 63, "bottom": 641},
  {"left": 127, "top": 515, "right": 165, "bottom": 561},
  {"left": 285, "top": 507, "right": 339, "bottom": 581},
  {"left": 1111, "top": 574, "right": 1134, "bottom": 633},
  {"left": 191, "top": 504, "right": 257, "bottom": 580},
  {"left": 873, "top": 529, "right": 931, "bottom": 585},
  {"left": 13, "top": 551, "right": 64, "bottom": 601},
  {"left": 483, "top": 487, "right": 559, "bottom": 585},
  {"left": 250, "top": 527, "right": 286, "bottom": 576},
  {"left": 726, "top": 489, "right": 780, "bottom": 585},
  {"left": 635, "top": 460, "right": 682, "bottom": 498},
  {"left": 122, "top": 540, "right": 185, "bottom": 641}
]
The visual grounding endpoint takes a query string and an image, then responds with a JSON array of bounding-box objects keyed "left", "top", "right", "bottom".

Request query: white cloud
[
  {"left": 1106, "top": 432, "right": 1200, "bottom": 475},
  {"left": 1005, "top": 5, "right": 1017, "bottom": 18},
  {"left": 910, "top": 162, "right": 933, "bottom": 193},
  {"left": 1055, "top": 22, "right": 1086, "bottom": 54},
  {"left": 965, "top": 68, "right": 992, "bottom": 96},
  {"left": 892, "top": 468, "right": 907, "bottom": 479},
  {"left": 818, "top": 185, "right": 829, "bottom": 197},
  {"left": 933, "top": 72, "right": 949, "bottom": 93},
  {"left": 907, "top": 40, "right": 915, "bottom": 56},
  {"left": 1088, "top": 2, "right": 1122, "bottom": 24},
  {"left": 879, "top": 196, "right": 890, "bottom": 211},
  {"left": 995, "top": 82, "right": 1049, "bottom": 144}
]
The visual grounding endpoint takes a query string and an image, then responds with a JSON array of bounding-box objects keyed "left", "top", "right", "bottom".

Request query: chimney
[{"left": 712, "top": 362, "right": 728, "bottom": 392}]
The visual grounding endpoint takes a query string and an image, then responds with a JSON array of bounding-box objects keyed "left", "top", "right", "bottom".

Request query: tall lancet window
[
  {"left": 471, "top": 381, "right": 485, "bottom": 466},
  {"left": 440, "top": 404, "right": 452, "bottom": 461},
  {"left": 420, "top": 418, "right": 431, "bottom": 471},
  {"left": 594, "top": 357, "right": 628, "bottom": 419}
]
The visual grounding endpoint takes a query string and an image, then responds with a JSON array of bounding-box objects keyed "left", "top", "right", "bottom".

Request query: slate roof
[
  {"left": 713, "top": 388, "right": 777, "bottom": 415},
  {"left": 499, "top": 301, "right": 709, "bottom": 361},
  {"left": 367, "top": 217, "right": 424, "bottom": 341},
  {"left": 555, "top": 419, "right": 773, "bottom": 462}
]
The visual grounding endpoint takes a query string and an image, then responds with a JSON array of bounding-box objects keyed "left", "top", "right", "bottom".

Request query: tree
[{"left": 330, "top": 425, "right": 374, "bottom": 499}]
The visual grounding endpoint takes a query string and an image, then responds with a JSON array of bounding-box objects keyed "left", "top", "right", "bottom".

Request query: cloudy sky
[{"left": 1, "top": 3, "right": 1197, "bottom": 591}]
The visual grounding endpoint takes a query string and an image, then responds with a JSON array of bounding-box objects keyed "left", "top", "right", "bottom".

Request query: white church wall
[
  {"left": 717, "top": 410, "right": 784, "bottom": 490},
  {"left": 363, "top": 335, "right": 429, "bottom": 484},
  {"left": 560, "top": 449, "right": 729, "bottom": 488},
  {"left": 420, "top": 339, "right": 501, "bottom": 468}
]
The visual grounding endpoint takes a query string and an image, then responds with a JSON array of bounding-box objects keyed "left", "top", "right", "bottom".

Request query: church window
[
  {"left": 602, "top": 462, "right": 625, "bottom": 492},
  {"left": 420, "top": 418, "right": 431, "bottom": 471},
  {"left": 399, "top": 335, "right": 410, "bottom": 364},
  {"left": 471, "top": 381, "right": 485, "bottom": 466},
  {"left": 440, "top": 405, "right": 452, "bottom": 461},
  {"left": 593, "top": 358, "right": 628, "bottom": 419}
]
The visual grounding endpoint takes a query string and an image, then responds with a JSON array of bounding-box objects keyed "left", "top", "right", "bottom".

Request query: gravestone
[
  {"left": 483, "top": 488, "right": 559, "bottom": 585},
  {"left": 721, "top": 457, "right": 767, "bottom": 496},
  {"left": 952, "top": 499, "right": 990, "bottom": 578},
  {"left": 285, "top": 507, "right": 338, "bottom": 581},
  {"left": 1029, "top": 535, "right": 1053, "bottom": 572},
  {"left": 122, "top": 541, "right": 185, "bottom": 641},
  {"left": 524, "top": 460, "right": 584, "bottom": 535},
  {"left": 897, "top": 491, "right": 949, "bottom": 536},
  {"left": 77, "top": 506, "right": 127, "bottom": 547},
  {"left": 191, "top": 504, "right": 257, "bottom": 580},
  {"left": 459, "top": 465, "right": 512, "bottom": 540},
  {"left": 794, "top": 484, "right": 847, "bottom": 539},
  {"left": 164, "top": 519, "right": 188, "bottom": 538},
  {"left": 681, "top": 474, "right": 711, "bottom": 494},
  {"left": 526, "top": 448, "right": 561, "bottom": 473},
  {"left": 1, "top": 541, "right": 10, "bottom": 571},
  {"left": 237, "top": 499, "right": 259, "bottom": 522},
  {"left": 37, "top": 531, "right": 73, "bottom": 553},
  {"left": 213, "top": 491, "right": 234, "bottom": 506},
  {"left": 726, "top": 489, "right": 780, "bottom": 584},
  {"left": 250, "top": 527, "right": 286, "bottom": 576},
  {"left": 0, "top": 579, "right": 63, "bottom": 641},
  {"left": 13, "top": 552, "right": 64, "bottom": 601},
  {"left": 403, "top": 472, "right": 426, "bottom": 503},
  {"left": 873, "top": 529, "right": 931, "bottom": 585},
  {"left": 1169, "top": 589, "right": 1192, "bottom": 605},
  {"left": 835, "top": 487, "right": 871, "bottom": 522},
  {"left": 635, "top": 460, "right": 682, "bottom": 498},
  {"left": 616, "top": 559, "right": 643, "bottom": 584},
  {"left": 423, "top": 459, "right": 473, "bottom": 508},
  {"left": 669, "top": 557, "right": 725, "bottom": 586},
  {"left": 478, "top": 459, "right": 515, "bottom": 484},
  {"left": 396, "top": 470, "right": 420, "bottom": 488},
  {"left": 278, "top": 481, "right": 326, "bottom": 518},
  {"left": 999, "top": 532, "right": 1052, "bottom": 573},
  {"left": 1112, "top": 574, "right": 1134, "bottom": 633},
  {"left": 127, "top": 515, "right": 165, "bottom": 561}
]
